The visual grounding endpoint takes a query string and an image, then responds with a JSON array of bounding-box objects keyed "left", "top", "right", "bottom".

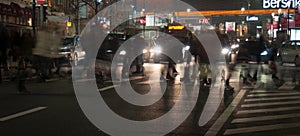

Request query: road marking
[
  {"left": 249, "top": 90, "right": 291, "bottom": 93},
  {"left": 205, "top": 89, "right": 246, "bottom": 136},
  {"left": 0, "top": 107, "right": 47, "bottom": 122},
  {"left": 232, "top": 113, "right": 300, "bottom": 123},
  {"left": 237, "top": 106, "right": 300, "bottom": 115},
  {"left": 247, "top": 92, "right": 300, "bottom": 97},
  {"left": 244, "top": 96, "right": 300, "bottom": 102},
  {"left": 241, "top": 100, "right": 300, "bottom": 108},
  {"left": 105, "top": 76, "right": 145, "bottom": 83},
  {"left": 136, "top": 80, "right": 164, "bottom": 85},
  {"left": 242, "top": 86, "right": 254, "bottom": 89},
  {"left": 278, "top": 82, "right": 296, "bottom": 90},
  {"left": 224, "top": 122, "right": 300, "bottom": 135},
  {"left": 98, "top": 85, "right": 119, "bottom": 92}
]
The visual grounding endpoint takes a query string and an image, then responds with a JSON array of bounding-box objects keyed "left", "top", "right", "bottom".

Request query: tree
[{"left": 71, "top": 0, "right": 115, "bottom": 34}]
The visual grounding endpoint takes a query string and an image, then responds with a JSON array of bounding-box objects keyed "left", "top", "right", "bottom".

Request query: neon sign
[
  {"left": 263, "top": 0, "right": 300, "bottom": 9},
  {"left": 168, "top": 25, "right": 185, "bottom": 30}
]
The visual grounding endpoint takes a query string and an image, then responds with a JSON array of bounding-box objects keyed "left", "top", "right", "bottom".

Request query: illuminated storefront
[{"left": 0, "top": 2, "right": 32, "bottom": 28}]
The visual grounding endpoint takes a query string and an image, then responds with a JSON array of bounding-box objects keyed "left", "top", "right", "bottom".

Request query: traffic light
[{"left": 43, "top": 6, "right": 48, "bottom": 22}]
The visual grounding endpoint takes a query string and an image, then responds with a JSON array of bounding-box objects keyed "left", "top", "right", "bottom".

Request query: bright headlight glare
[
  {"left": 119, "top": 50, "right": 126, "bottom": 55},
  {"left": 260, "top": 50, "right": 268, "bottom": 56},
  {"left": 221, "top": 48, "right": 230, "bottom": 54},
  {"left": 184, "top": 46, "right": 190, "bottom": 51},
  {"left": 143, "top": 49, "right": 148, "bottom": 54},
  {"left": 231, "top": 44, "right": 239, "bottom": 49},
  {"left": 150, "top": 47, "right": 162, "bottom": 53}
]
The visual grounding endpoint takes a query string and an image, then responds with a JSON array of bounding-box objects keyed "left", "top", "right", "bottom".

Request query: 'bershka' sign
[{"left": 263, "top": 0, "right": 300, "bottom": 9}]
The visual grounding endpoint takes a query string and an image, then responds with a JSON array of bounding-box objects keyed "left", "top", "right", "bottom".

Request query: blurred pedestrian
[
  {"left": 246, "top": 34, "right": 265, "bottom": 81},
  {"left": 224, "top": 64, "right": 234, "bottom": 90},
  {"left": 132, "top": 35, "right": 146, "bottom": 75},
  {"left": 17, "top": 57, "right": 30, "bottom": 94},
  {"left": 268, "top": 35, "right": 285, "bottom": 80},
  {"left": 166, "top": 56, "right": 178, "bottom": 80},
  {"left": 133, "top": 54, "right": 144, "bottom": 74}
]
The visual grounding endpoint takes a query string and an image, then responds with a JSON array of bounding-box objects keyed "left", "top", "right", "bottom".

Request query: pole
[
  {"left": 287, "top": 1, "right": 291, "bottom": 37},
  {"left": 288, "top": 8, "right": 290, "bottom": 36},
  {"left": 40, "top": 5, "right": 44, "bottom": 27},
  {"left": 32, "top": 0, "right": 36, "bottom": 36},
  {"left": 278, "top": 12, "right": 281, "bottom": 31},
  {"left": 247, "top": 0, "right": 250, "bottom": 15}
]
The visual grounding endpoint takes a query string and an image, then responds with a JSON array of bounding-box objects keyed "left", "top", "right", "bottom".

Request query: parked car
[
  {"left": 59, "top": 36, "right": 76, "bottom": 55},
  {"left": 277, "top": 40, "right": 300, "bottom": 66}
]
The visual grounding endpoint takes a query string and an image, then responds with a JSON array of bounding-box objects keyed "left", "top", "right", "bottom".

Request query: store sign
[
  {"left": 246, "top": 16, "right": 259, "bottom": 21},
  {"left": 37, "top": 0, "right": 47, "bottom": 5},
  {"left": 225, "top": 22, "right": 235, "bottom": 31},
  {"left": 168, "top": 25, "right": 185, "bottom": 30},
  {"left": 263, "top": 0, "right": 300, "bottom": 9}
]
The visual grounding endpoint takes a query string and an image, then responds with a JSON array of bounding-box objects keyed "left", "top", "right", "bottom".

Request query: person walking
[
  {"left": 17, "top": 57, "right": 30, "bottom": 94},
  {"left": 245, "top": 34, "right": 266, "bottom": 82},
  {"left": 166, "top": 56, "right": 178, "bottom": 80},
  {"left": 132, "top": 35, "right": 146, "bottom": 75}
]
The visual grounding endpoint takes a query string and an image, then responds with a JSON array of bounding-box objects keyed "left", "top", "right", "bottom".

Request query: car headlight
[
  {"left": 143, "top": 49, "right": 148, "bottom": 54},
  {"left": 260, "top": 50, "right": 268, "bottom": 56},
  {"left": 184, "top": 45, "right": 190, "bottom": 51},
  {"left": 231, "top": 44, "right": 239, "bottom": 49},
  {"left": 119, "top": 50, "right": 126, "bottom": 55},
  {"left": 221, "top": 48, "right": 230, "bottom": 54},
  {"left": 150, "top": 46, "right": 162, "bottom": 54}
]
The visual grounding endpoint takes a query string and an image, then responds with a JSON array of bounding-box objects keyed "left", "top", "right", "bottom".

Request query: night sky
[
  {"left": 181, "top": 0, "right": 264, "bottom": 10},
  {"left": 134, "top": 0, "right": 264, "bottom": 12}
]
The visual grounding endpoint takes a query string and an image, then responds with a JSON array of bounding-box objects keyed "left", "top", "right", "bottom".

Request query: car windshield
[
  {"left": 290, "top": 41, "right": 300, "bottom": 46},
  {"left": 63, "top": 37, "right": 74, "bottom": 46},
  {"left": 283, "top": 41, "right": 300, "bottom": 48}
]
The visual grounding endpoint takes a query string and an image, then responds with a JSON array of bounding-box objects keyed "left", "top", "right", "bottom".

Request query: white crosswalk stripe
[
  {"left": 278, "top": 81, "right": 297, "bottom": 90},
  {"left": 247, "top": 92, "right": 300, "bottom": 97},
  {"left": 98, "top": 76, "right": 144, "bottom": 92},
  {"left": 244, "top": 96, "right": 300, "bottom": 102},
  {"left": 232, "top": 113, "right": 300, "bottom": 123},
  {"left": 224, "top": 122, "right": 300, "bottom": 135},
  {"left": 223, "top": 89, "right": 300, "bottom": 135}
]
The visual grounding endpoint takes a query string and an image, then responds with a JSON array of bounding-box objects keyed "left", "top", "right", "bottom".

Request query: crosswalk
[{"left": 222, "top": 89, "right": 300, "bottom": 135}]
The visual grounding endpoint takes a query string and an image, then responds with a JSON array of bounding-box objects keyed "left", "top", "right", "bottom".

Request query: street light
[
  {"left": 187, "top": 8, "right": 191, "bottom": 12},
  {"left": 241, "top": 7, "right": 245, "bottom": 12}
]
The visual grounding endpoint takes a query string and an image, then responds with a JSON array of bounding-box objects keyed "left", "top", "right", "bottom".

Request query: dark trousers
[{"left": 17, "top": 70, "right": 27, "bottom": 92}]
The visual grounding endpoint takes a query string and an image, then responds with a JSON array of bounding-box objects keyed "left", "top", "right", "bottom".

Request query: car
[
  {"left": 236, "top": 40, "right": 269, "bottom": 63},
  {"left": 277, "top": 40, "right": 300, "bottom": 66},
  {"left": 59, "top": 36, "right": 86, "bottom": 66},
  {"left": 142, "top": 36, "right": 168, "bottom": 63}
]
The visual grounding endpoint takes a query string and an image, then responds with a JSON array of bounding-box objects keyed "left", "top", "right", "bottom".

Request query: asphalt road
[{"left": 0, "top": 62, "right": 299, "bottom": 136}]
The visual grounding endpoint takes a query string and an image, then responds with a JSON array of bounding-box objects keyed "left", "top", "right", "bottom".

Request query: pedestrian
[
  {"left": 132, "top": 35, "right": 146, "bottom": 75},
  {"left": 133, "top": 54, "right": 144, "bottom": 74},
  {"left": 268, "top": 35, "right": 285, "bottom": 80},
  {"left": 224, "top": 64, "right": 234, "bottom": 90},
  {"left": 17, "top": 57, "right": 30, "bottom": 94},
  {"left": 246, "top": 34, "right": 266, "bottom": 82},
  {"left": 166, "top": 56, "right": 178, "bottom": 80}
]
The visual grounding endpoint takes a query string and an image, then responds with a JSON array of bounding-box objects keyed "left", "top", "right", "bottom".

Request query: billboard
[{"left": 225, "top": 22, "right": 235, "bottom": 31}]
